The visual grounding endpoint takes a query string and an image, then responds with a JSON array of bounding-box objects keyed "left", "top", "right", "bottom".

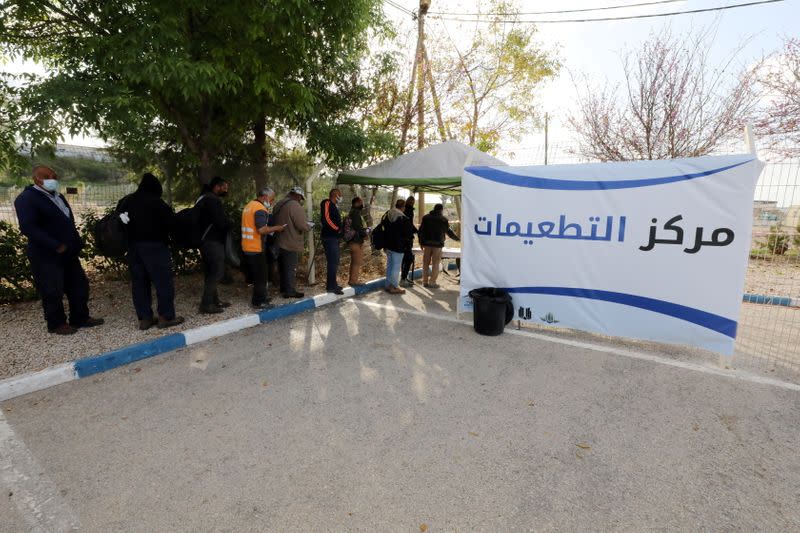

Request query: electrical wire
[
  {"left": 428, "top": 0, "right": 685, "bottom": 17},
  {"left": 427, "top": 0, "right": 785, "bottom": 24},
  {"left": 384, "top": 0, "right": 414, "bottom": 16}
]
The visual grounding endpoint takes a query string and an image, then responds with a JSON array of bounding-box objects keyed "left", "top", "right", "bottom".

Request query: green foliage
[
  {"left": 3, "top": 0, "right": 385, "bottom": 182},
  {"left": 432, "top": 0, "right": 560, "bottom": 153},
  {"left": 0, "top": 221, "right": 37, "bottom": 303},
  {"left": 762, "top": 224, "right": 790, "bottom": 256},
  {"left": 0, "top": 73, "right": 26, "bottom": 174}
]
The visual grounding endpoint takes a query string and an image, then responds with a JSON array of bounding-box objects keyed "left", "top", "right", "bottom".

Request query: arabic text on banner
[{"left": 459, "top": 155, "right": 764, "bottom": 355}]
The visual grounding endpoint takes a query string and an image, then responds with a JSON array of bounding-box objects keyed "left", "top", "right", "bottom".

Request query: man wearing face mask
[
  {"left": 14, "top": 166, "right": 104, "bottom": 334},
  {"left": 241, "top": 186, "right": 286, "bottom": 309},
  {"left": 196, "top": 176, "right": 231, "bottom": 314},
  {"left": 320, "top": 188, "right": 344, "bottom": 295}
]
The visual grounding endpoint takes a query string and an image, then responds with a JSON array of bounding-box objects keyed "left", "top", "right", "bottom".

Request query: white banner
[{"left": 460, "top": 155, "right": 764, "bottom": 355}]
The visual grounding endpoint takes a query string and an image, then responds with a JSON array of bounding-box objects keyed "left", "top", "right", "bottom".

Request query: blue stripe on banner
[
  {"left": 502, "top": 287, "right": 737, "bottom": 338},
  {"left": 74, "top": 333, "right": 186, "bottom": 377},
  {"left": 466, "top": 159, "right": 754, "bottom": 190},
  {"left": 258, "top": 297, "right": 316, "bottom": 322}
]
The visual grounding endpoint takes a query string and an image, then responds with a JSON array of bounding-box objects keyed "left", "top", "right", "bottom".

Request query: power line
[
  {"left": 384, "top": 0, "right": 413, "bottom": 16},
  {"left": 428, "top": 0, "right": 685, "bottom": 17},
  {"left": 428, "top": 0, "right": 785, "bottom": 24}
]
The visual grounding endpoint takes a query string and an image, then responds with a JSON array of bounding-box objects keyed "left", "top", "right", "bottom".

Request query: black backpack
[
  {"left": 370, "top": 212, "right": 389, "bottom": 250},
  {"left": 171, "top": 195, "right": 212, "bottom": 249},
  {"left": 93, "top": 201, "right": 129, "bottom": 259}
]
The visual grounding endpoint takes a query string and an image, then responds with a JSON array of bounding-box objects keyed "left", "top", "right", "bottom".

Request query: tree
[
  {"left": 569, "top": 27, "right": 759, "bottom": 161},
  {"left": 1, "top": 0, "right": 383, "bottom": 183},
  {"left": 433, "top": 1, "right": 559, "bottom": 153},
  {"left": 756, "top": 38, "right": 800, "bottom": 158},
  {"left": 0, "top": 68, "right": 25, "bottom": 173}
]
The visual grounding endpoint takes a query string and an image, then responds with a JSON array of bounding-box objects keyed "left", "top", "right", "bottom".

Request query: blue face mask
[{"left": 42, "top": 179, "right": 59, "bottom": 193}]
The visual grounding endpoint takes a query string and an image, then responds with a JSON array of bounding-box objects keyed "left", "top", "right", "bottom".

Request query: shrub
[
  {"left": 0, "top": 221, "right": 37, "bottom": 303},
  {"left": 762, "top": 224, "right": 790, "bottom": 256}
]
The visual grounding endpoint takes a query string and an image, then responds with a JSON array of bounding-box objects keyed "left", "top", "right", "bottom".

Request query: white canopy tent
[{"left": 337, "top": 140, "right": 507, "bottom": 194}]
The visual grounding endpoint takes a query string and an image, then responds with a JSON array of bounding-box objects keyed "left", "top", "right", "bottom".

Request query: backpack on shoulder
[
  {"left": 370, "top": 212, "right": 389, "bottom": 250},
  {"left": 171, "top": 195, "right": 212, "bottom": 250},
  {"left": 93, "top": 210, "right": 129, "bottom": 259}
]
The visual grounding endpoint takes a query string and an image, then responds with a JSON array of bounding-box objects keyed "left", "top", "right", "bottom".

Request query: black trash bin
[{"left": 468, "top": 288, "right": 514, "bottom": 336}]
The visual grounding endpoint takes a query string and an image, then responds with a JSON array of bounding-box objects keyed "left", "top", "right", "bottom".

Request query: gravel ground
[
  {"left": 1, "top": 247, "right": 794, "bottom": 381},
  {"left": 0, "top": 245, "right": 395, "bottom": 380},
  {"left": 744, "top": 255, "right": 800, "bottom": 297}
]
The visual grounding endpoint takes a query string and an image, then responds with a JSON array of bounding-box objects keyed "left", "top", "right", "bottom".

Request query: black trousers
[
  {"left": 322, "top": 236, "right": 340, "bottom": 290},
  {"left": 245, "top": 252, "right": 269, "bottom": 306},
  {"left": 401, "top": 245, "right": 415, "bottom": 281},
  {"left": 200, "top": 240, "right": 225, "bottom": 307},
  {"left": 278, "top": 248, "right": 299, "bottom": 295},
  {"left": 29, "top": 253, "right": 90, "bottom": 331},
  {"left": 128, "top": 241, "right": 176, "bottom": 320}
]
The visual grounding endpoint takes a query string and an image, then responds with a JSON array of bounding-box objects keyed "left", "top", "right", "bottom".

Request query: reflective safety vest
[{"left": 241, "top": 200, "right": 267, "bottom": 253}]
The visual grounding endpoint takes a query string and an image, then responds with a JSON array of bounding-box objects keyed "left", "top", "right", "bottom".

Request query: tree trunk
[
  {"left": 198, "top": 149, "right": 214, "bottom": 184},
  {"left": 252, "top": 115, "right": 268, "bottom": 191}
]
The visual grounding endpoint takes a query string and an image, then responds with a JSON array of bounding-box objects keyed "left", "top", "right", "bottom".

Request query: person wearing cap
[
  {"left": 241, "top": 186, "right": 285, "bottom": 309},
  {"left": 273, "top": 186, "right": 313, "bottom": 298},
  {"left": 320, "top": 188, "right": 344, "bottom": 295},
  {"left": 196, "top": 176, "right": 231, "bottom": 314},
  {"left": 418, "top": 203, "right": 460, "bottom": 289},
  {"left": 13, "top": 165, "right": 104, "bottom": 334}
]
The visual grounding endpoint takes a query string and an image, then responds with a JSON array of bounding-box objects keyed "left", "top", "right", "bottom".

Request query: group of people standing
[
  {"left": 14, "top": 165, "right": 458, "bottom": 335},
  {"left": 318, "top": 190, "right": 461, "bottom": 295}
]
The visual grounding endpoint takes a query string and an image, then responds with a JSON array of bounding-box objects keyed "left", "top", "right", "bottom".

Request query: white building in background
[{"left": 18, "top": 143, "right": 113, "bottom": 163}]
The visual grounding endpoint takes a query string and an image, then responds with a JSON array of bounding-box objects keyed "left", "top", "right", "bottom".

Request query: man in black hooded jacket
[{"left": 117, "top": 173, "right": 184, "bottom": 330}]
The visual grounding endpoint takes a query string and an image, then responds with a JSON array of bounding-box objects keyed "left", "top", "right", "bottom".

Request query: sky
[
  {"left": 385, "top": 0, "right": 798, "bottom": 161},
  {"left": 3, "top": 0, "right": 797, "bottom": 156}
]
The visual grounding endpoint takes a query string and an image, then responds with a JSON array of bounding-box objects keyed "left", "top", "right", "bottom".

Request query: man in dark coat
[
  {"left": 418, "top": 203, "right": 460, "bottom": 289},
  {"left": 383, "top": 198, "right": 415, "bottom": 294},
  {"left": 13, "top": 165, "right": 104, "bottom": 334},
  {"left": 195, "top": 176, "right": 231, "bottom": 313},
  {"left": 118, "top": 173, "right": 184, "bottom": 330}
]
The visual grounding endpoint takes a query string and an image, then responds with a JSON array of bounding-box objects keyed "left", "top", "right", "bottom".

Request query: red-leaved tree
[
  {"left": 569, "top": 28, "right": 760, "bottom": 161},
  {"left": 756, "top": 38, "right": 800, "bottom": 158}
]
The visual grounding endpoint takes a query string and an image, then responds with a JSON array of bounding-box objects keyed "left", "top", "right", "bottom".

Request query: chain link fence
[{"left": 0, "top": 182, "right": 136, "bottom": 226}]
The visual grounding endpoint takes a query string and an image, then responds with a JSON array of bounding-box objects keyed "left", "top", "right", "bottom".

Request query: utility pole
[{"left": 417, "top": 0, "right": 430, "bottom": 224}]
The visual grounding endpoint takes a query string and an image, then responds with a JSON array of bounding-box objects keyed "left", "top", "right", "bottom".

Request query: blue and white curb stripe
[{"left": 0, "top": 269, "right": 429, "bottom": 402}]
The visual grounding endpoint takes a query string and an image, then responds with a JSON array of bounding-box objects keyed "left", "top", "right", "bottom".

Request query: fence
[{"left": 0, "top": 182, "right": 136, "bottom": 226}]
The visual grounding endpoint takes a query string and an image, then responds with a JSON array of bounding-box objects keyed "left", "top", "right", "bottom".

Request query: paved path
[{"left": 2, "top": 284, "right": 799, "bottom": 531}]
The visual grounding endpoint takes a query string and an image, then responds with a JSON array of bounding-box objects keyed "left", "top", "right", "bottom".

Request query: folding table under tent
[{"left": 336, "top": 140, "right": 507, "bottom": 194}]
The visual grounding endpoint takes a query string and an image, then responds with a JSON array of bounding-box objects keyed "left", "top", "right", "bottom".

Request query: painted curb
[
  {"left": 742, "top": 293, "right": 797, "bottom": 307},
  {"left": 0, "top": 263, "right": 458, "bottom": 402}
]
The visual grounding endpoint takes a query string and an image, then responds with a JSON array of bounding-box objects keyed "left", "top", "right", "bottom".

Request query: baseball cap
[{"left": 289, "top": 186, "right": 305, "bottom": 199}]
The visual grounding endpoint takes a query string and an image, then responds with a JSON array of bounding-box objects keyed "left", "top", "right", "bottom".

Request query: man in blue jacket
[{"left": 14, "top": 166, "right": 104, "bottom": 335}]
